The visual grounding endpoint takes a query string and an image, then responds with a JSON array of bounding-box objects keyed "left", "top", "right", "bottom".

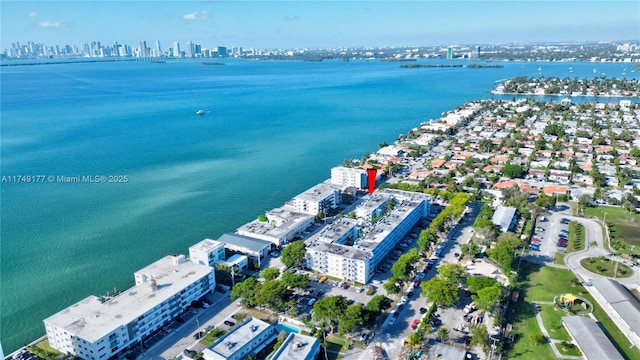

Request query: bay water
[{"left": 0, "top": 58, "right": 635, "bottom": 352}]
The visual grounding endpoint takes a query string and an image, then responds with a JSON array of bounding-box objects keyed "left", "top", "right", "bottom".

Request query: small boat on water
[{"left": 196, "top": 110, "right": 204, "bottom": 115}]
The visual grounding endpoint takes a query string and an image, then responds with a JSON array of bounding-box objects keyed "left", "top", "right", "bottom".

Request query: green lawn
[
  {"left": 553, "top": 253, "right": 565, "bottom": 265},
  {"left": 567, "top": 221, "right": 585, "bottom": 252},
  {"left": 583, "top": 207, "right": 640, "bottom": 255},
  {"left": 580, "top": 256, "right": 633, "bottom": 278},
  {"left": 537, "top": 305, "right": 571, "bottom": 341},
  {"left": 555, "top": 341, "right": 582, "bottom": 357}
]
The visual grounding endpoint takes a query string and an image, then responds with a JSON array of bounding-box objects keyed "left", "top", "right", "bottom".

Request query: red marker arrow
[{"left": 367, "top": 169, "right": 377, "bottom": 194}]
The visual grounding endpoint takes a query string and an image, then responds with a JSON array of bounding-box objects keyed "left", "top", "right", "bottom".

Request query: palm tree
[{"left": 437, "top": 327, "right": 449, "bottom": 343}]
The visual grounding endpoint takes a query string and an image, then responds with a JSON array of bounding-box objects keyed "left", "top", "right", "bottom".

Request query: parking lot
[{"left": 526, "top": 205, "right": 572, "bottom": 264}]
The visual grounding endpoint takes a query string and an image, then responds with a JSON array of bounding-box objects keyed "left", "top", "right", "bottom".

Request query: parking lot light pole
[{"left": 196, "top": 317, "right": 200, "bottom": 329}]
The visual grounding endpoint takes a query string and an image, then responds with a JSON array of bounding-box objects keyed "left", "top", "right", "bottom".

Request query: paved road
[{"left": 564, "top": 215, "right": 640, "bottom": 286}]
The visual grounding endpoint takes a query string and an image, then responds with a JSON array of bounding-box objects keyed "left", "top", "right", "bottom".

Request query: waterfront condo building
[
  {"left": 202, "top": 317, "right": 277, "bottom": 360},
  {"left": 306, "top": 189, "right": 430, "bottom": 284},
  {"left": 189, "top": 238, "right": 227, "bottom": 267},
  {"left": 289, "top": 182, "right": 342, "bottom": 216},
  {"left": 330, "top": 166, "right": 367, "bottom": 189},
  {"left": 236, "top": 206, "right": 314, "bottom": 247},
  {"left": 44, "top": 255, "right": 215, "bottom": 360}
]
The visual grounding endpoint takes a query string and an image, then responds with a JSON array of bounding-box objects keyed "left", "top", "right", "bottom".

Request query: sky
[{"left": 1, "top": 1, "right": 639, "bottom": 50}]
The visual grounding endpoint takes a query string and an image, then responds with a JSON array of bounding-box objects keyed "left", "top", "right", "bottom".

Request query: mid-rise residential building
[
  {"left": 330, "top": 166, "right": 367, "bottom": 189},
  {"left": 290, "top": 182, "right": 342, "bottom": 216},
  {"left": 189, "top": 238, "right": 226, "bottom": 267},
  {"left": 44, "top": 255, "right": 215, "bottom": 360},
  {"left": 202, "top": 317, "right": 277, "bottom": 360},
  {"left": 306, "top": 189, "right": 430, "bottom": 284},
  {"left": 236, "top": 207, "right": 314, "bottom": 247}
]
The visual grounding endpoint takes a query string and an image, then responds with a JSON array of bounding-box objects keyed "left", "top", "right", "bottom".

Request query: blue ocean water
[{"left": 0, "top": 58, "right": 636, "bottom": 352}]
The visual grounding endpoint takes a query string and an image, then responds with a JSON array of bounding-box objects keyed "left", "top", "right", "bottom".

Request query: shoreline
[{"left": 490, "top": 90, "right": 640, "bottom": 98}]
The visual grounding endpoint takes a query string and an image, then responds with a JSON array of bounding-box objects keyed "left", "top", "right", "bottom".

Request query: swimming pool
[{"left": 276, "top": 323, "right": 301, "bottom": 334}]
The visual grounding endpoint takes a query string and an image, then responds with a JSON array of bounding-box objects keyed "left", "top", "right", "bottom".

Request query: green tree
[
  {"left": 578, "top": 194, "right": 594, "bottom": 208},
  {"left": 421, "top": 278, "right": 459, "bottom": 307},
  {"left": 489, "top": 233, "right": 522, "bottom": 274},
  {"left": 472, "top": 285, "right": 503, "bottom": 311},
  {"left": 437, "top": 263, "right": 467, "bottom": 286},
  {"left": 383, "top": 277, "right": 402, "bottom": 295},
  {"left": 530, "top": 333, "right": 547, "bottom": 346},
  {"left": 470, "top": 325, "right": 490, "bottom": 348},
  {"left": 502, "top": 164, "right": 525, "bottom": 178},
  {"left": 418, "top": 228, "right": 437, "bottom": 252},
  {"left": 230, "top": 277, "right": 260, "bottom": 307},
  {"left": 281, "top": 272, "right": 309, "bottom": 289},
  {"left": 406, "top": 332, "right": 424, "bottom": 349},
  {"left": 256, "top": 279, "right": 288, "bottom": 311},
  {"left": 466, "top": 276, "right": 499, "bottom": 294},
  {"left": 261, "top": 267, "right": 281, "bottom": 281},
  {"left": 257, "top": 214, "right": 268, "bottom": 222},
  {"left": 391, "top": 248, "right": 419, "bottom": 280},
  {"left": 461, "top": 241, "right": 481, "bottom": 258},
  {"left": 365, "top": 295, "right": 391, "bottom": 314},
  {"left": 313, "top": 296, "right": 349, "bottom": 333},
  {"left": 437, "top": 327, "right": 449, "bottom": 343},
  {"left": 281, "top": 240, "right": 307, "bottom": 268},
  {"left": 339, "top": 304, "right": 364, "bottom": 335},
  {"left": 535, "top": 193, "right": 556, "bottom": 209}
]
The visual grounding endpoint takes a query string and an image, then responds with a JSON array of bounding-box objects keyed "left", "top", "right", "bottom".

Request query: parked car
[
  {"left": 419, "top": 307, "right": 427, "bottom": 314},
  {"left": 411, "top": 319, "right": 419, "bottom": 330},
  {"left": 308, "top": 298, "right": 317, "bottom": 306},
  {"left": 193, "top": 331, "right": 204, "bottom": 340},
  {"left": 184, "top": 349, "right": 197, "bottom": 357},
  {"left": 223, "top": 320, "right": 235, "bottom": 327},
  {"left": 205, "top": 325, "right": 214, "bottom": 332}
]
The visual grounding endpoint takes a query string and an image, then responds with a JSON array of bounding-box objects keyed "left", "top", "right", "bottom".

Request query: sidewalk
[{"left": 532, "top": 302, "right": 583, "bottom": 360}]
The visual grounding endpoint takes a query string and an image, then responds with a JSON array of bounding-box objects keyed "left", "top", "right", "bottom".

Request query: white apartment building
[
  {"left": 306, "top": 189, "right": 430, "bottom": 284},
  {"left": 44, "top": 255, "right": 215, "bottom": 360},
  {"left": 236, "top": 207, "right": 314, "bottom": 247},
  {"left": 189, "top": 238, "right": 226, "bottom": 267},
  {"left": 290, "top": 182, "right": 342, "bottom": 216},
  {"left": 330, "top": 166, "right": 367, "bottom": 189},
  {"left": 270, "top": 332, "right": 321, "bottom": 360},
  {"left": 202, "top": 317, "right": 277, "bottom": 360}
]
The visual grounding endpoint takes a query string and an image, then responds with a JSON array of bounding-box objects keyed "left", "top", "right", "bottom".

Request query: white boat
[{"left": 196, "top": 110, "right": 204, "bottom": 115}]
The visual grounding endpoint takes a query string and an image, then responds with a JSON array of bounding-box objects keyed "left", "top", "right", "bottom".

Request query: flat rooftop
[
  {"left": 317, "top": 218, "right": 358, "bottom": 243},
  {"left": 293, "top": 182, "right": 341, "bottom": 202},
  {"left": 590, "top": 277, "right": 640, "bottom": 337},
  {"left": 189, "top": 238, "right": 224, "bottom": 253},
  {"left": 44, "top": 256, "right": 212, "bottom": 342},
  {"left": 218, "top": 233, "right": 272, "bottom": 252},
  {"left": 562, "top": 316, "right": 624, "bottom": 360},
  {"left": 206, "top": 317, "right": 274, "bottom": 359},
  {"left": 271, "top": 332, "right": 320, "bottom": 360},
  {"left": 308, "top": 241, "right": 372, "bottom": 261}
]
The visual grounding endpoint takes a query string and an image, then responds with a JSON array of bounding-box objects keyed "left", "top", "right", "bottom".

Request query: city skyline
[{"left": 2, "top": 1, "right": 639, "bottom": 51}]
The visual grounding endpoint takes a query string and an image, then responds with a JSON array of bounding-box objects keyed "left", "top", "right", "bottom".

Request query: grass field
[
  {"left": 537, "top": 305, "right": 571, "bottom": 341},
  {"left": 583, "top": 206, "right": 640, "bottom": 255},
  {"left": 580, "top": 256, "right": 633, "bottom": 278},
  {"left": 567, "top": 221, "right": 585, "bottom": 252}
]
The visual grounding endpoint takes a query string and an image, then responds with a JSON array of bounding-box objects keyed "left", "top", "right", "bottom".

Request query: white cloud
[
  {"left": 29, "top": 11, "right": 38, "bottom": 17},
  {"left": 182, "top": 11, "right": 209, "bottom": 21},
  {"left": 38, "top": 20, "right": 63, "bottom": 28}
]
